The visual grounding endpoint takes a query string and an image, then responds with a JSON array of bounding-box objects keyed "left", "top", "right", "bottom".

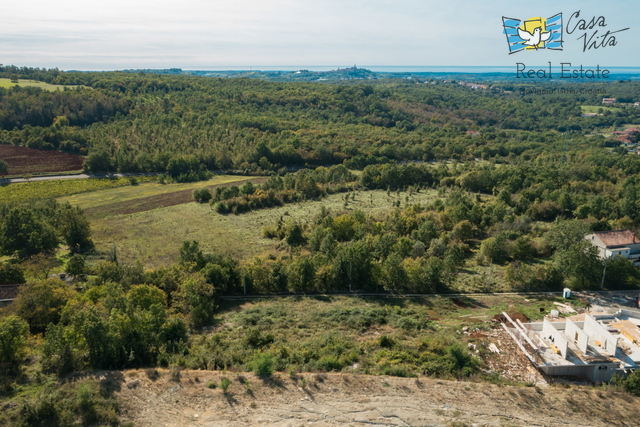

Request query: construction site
[{"left": 503, "top": 301, "right": 640, "bottom": 382}]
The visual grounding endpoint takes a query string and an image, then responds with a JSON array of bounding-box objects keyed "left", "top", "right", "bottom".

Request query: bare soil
[
  {"left": 109, "top": 369, "right": 640, "bottom": 427},
  {"left": 0, "top": 144, "right": 83, "bottom": 175}
]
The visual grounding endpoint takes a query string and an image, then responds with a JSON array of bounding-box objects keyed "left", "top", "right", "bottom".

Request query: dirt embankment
[{"left": 109, "top": 369, "right": 640, "bottom": 427}]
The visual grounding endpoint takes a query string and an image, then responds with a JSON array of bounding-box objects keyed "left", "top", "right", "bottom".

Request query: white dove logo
[
  {"left": 518, "top": 26, "right": 551, "bottom": 48},
  {"left": 502, "top": 14, "right": 563, "bottom": 54}
]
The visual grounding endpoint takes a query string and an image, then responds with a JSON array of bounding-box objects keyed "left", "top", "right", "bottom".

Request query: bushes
[
  {"left": 193, "top": 187, "right": 212, "bottom": 203},
  {"left": 251, "top": 353, "right": 275, "bottom": 377}
]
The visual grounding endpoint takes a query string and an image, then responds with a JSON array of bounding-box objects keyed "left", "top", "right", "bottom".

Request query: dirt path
[{"left": 111, "top": 369, "right": 640, "bottom": 427}]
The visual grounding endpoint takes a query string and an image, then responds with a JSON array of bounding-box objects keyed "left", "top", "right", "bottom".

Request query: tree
[
  {"left": 179, "top": 240, "right": 206, "bottom": 269},
  {"left": 83, "top": 151, "right": 113, "bottom": 173},
  {"left": 177, "top": 275, "right": 216, "bottom": 328},
  {"left": 0, "top": 159, "right": 8, "bottom": 176},
  {"left": 286, "top": 257, "right": 315, "bottom": 292},
  {"left": 66, "top": 254, "right": 85, "bottom": 276},
  {"left": 193, "top": 187, "right": 212, "bottom": 203},
  {"left": 58, "top": 204, "right": 94, "bottom": 253},
  {"left": 23, "top": 253, "right": 59, "bottom": 281},
  {"left": 544, "top": 220, "right": 589, "bottom": 252},
  {"left": 0, "top": 207, "right": 59, "bottom": 258},
  {"left": 0, "top": 316, "right": 29, "bottom": 369},
  {"left": 285, "top": 223, "right": 306, "bottom": 247},
  {"left": 13, "top": 279, "right": 75, "bottom": 333},
  {"left": 0, "top": 262, "right": 25, "bottom": 285},
  {"left": 553, "top": 241, "right": 602, "bottom": 290}
]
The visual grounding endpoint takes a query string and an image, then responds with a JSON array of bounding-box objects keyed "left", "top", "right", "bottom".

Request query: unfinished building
[{"left": 502, "top": 309, "right": 640, "bottom": 382}]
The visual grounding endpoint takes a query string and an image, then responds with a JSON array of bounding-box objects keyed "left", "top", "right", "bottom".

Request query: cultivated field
[
  {"left": 0, "top": 176, "right": 157, "bottom": 203},
  {"left": 0, "top": 78, "right": 82, "bottom": 91},
  {"left": 59, "top": 175, "right": 267, "bottom": 218},
  {"left": 89, "top": 189, "right": 440, "bottom": 268},
  {"left": 0, "top": 144, "right": 83, "bottom": 176}
]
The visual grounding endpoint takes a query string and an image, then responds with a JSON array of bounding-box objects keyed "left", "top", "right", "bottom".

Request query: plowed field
[{"left": 0, "top": 145, "right": 83, "bottom": 175}]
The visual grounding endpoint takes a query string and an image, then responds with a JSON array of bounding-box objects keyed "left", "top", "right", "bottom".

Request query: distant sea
[{"left": 184, "top": 65, "right": 640, "bottom": 74}]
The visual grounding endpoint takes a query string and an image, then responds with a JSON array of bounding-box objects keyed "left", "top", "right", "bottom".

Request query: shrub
[
  {"left": 251, "top": 353, "right": 274, "bottom": 377},
  {"left": 220, "top": 378, "right": 231, "bottom": 392},
  {"left": 193, "top": 187, "right": 213, "bottom": 203},
  {"left": 623, "top": 370, "right": 640, "bottom": 396},
  {"left": 207, "top": 381, "right": 216, "bottom": 389},
  {"left": 379, "top": 335, "right": 395, "bottom": 348}
]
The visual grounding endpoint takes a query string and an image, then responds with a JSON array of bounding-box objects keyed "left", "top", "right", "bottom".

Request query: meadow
[
  {"left": 178, "top": 293, "right": 571, "bottom": 378},
  {"left": 0, "top": 78, "right": 82, "bottom": 91},
  {"left": 58, "top": 174, "right": 262, "bottom": 215},
  {"left": 0, "top": 176, "right": 165, "bottom": 203},
  {"left": 88, "top": 188, "right": 441, "bottom": 268},
  {"left": 581, "top": 105, "right": 622, "bottom": 114}
]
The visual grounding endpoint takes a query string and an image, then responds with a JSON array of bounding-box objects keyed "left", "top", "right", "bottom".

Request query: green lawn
[
  {"left": 0, "top": 78, "right": 83, "bottom": 91},
  {"left": 57, "top": 175, "right": 253, "bottom": 211},
  {"left": 0, "top": 177, "right": 154, "bottom": 203},
  {"left": 91, "top": 189, "right": 440, "bottom": 268},
  {"left": 581, "top": 105, "right": 620, "bottom": 114}
]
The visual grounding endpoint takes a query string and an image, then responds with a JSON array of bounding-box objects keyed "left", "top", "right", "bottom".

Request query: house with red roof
[{"left": 585, "top": 229, "right": 640, "bottom": 266}]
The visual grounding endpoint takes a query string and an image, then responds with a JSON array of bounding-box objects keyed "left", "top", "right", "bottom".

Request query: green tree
[
  {"left": 66, "top": 254, "right": 85, "bottom": 276},
  {"left": 0, "top": 207, "right": 59, "bottom": 258},
  {"left": 544, "top": 220, "right": 589, "bottom": 252},
  {"left": 0, "top": 261, "right": 25, "bottom": 285},
  {"left": 0, "top": 159, "right": 8, "bottom": 176},
  {"left": 285, "top": 223, "right": 306, "bottom": 247},
  {"left": 13, "top": 279, "right": 75, "bottom": 333},
  {"left": 286, "top": 257, "right": 315, "bottom": 292},
  {"left": 193, "top": 187, "right": 212, "bottom": 203},
  {"left": 553, "top": 241, "right": 602, "bottom": 290},
  {"left": 0, "top": 315, "right": 29, "bottom": 369},
  {"left": 57, "top": 204, "right": 94, "bottom": 253},
  {"left": 177, "top": 275, "right": 216, "bottom": 328}
]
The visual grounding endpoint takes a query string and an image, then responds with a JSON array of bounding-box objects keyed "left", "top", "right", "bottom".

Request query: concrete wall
[
  {"left": 543, "top": 318, "right": 568, "bottom": 359},
  {"left": 566, "top": 318, "right": 590, "bottom": 354},
  {"left": 584, "top": 315, "right": 618, "bottom": 354}
]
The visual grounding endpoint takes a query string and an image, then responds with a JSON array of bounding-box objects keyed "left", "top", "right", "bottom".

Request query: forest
[{"left": 2, "top": 65, "right": 640, "bottom": 425}]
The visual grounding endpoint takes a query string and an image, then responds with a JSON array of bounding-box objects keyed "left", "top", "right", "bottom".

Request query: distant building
[
  {"left": 585, "top": 229, "right": 640, "bottom": 266},
  {"left": 465, "top": 130, "right": 480, "bottom": 136},
  {"left": 602, "top": 98, "right": 617, "bottom": 104},
  {"left": 0, "top": 284, "right": 21, "bottom": 308}
]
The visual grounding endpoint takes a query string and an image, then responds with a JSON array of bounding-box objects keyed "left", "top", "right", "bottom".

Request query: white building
[
  {"left": 504, "top": 309, "right": 640, "bottom": 382},
  {"left": 585, "top": 229, "right": 640, "bottom": 267}
]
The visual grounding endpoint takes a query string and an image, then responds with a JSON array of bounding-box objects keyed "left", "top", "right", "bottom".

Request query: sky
[{"left": 1, "top": 0, "right": 638, "bottom": 71}]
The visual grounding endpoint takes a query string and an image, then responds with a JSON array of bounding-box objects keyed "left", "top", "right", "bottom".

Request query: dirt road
[{"left": 112, "top": 369, "right": 639, "bottom": 427}]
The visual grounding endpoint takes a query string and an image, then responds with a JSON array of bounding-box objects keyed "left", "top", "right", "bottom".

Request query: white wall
[
  {"left": 566, "top": 318, "right": 589, "bottom": 354},
  {"left": 543, "top": 318, "right": 568, "bottom": 359},
  {"left": 584, "top": 315, "right": 618, "bottom": 354}
]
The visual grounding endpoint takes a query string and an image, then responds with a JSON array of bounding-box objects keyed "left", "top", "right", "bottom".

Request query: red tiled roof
[
  {"left": 0, "top": 284, "right": 21, "bottom": 300},
  {"left": 595, "top": 229, "right": 640, "bottom": 247}
]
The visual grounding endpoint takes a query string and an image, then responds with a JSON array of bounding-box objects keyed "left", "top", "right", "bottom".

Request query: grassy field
[
  {"left": 178, "top": 293, "right": 575, "bottom": 378},
  {"left": 0, "top": 78, "right": 82, "bottom": 91},
  {"left": 91, "top": 189, "right": 440, "bottom": 268},
  {"left": 58, "top": 175, "right": 259, "bottom": 213},
  {"left": 0, "top": 177, "right": 158, "bottom": 203},
  {"left": 581, "top": 105, "right": 621, "bottom": 114}
]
